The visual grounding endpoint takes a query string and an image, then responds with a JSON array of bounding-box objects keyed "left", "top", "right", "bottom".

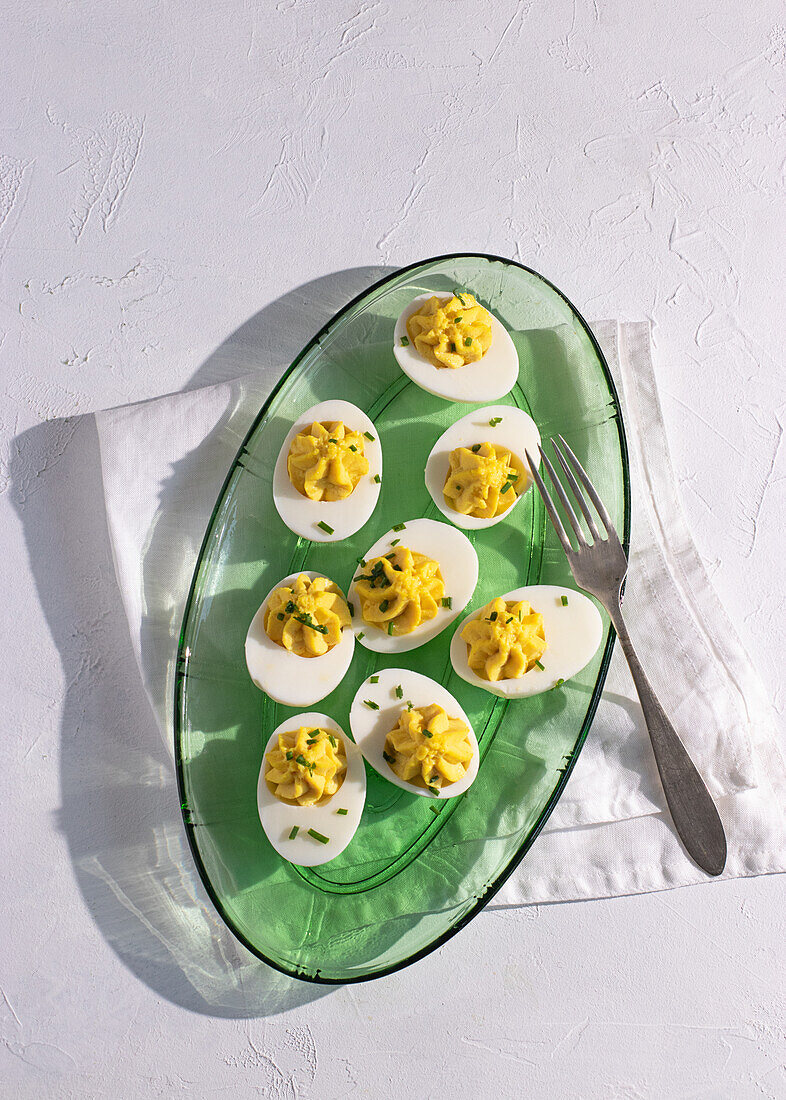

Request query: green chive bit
[
  {"left": 489, "top": 611, "right": 498, "bottom": 622},
  {"left": 363, "top": 431, "right": 374, "bottom": 441},
  {"left": 374, "top": 474, "right": 381, "bottom": 483},
  {"left": 454, "top": 290, "right": 467, "bottom": 305},
  {"left": 392, "top": 522, "right": 406, "bottom": 532},
  {"left": 348, "top": 601, "right": 355, "bottom": 617},
  {"left": 429, "top": 803, "right": 443, "bottom": 815},
  {"left": 328, "top": 438, "right": 338, "bottom": 444},
  {"left": 441, "top": 597, "right": 452, "bottom": 609},
  {"left": 308, "top": 829, "right": 330, "bottom": 845},
  {"left": 349, "top": 444, "right": 357, "bottom": 452},
  {"left": 501, "top": 482, "right": 513, "bottom": 494},
  {"left": 382, "top": 750, "right": 396, "bottom": 765},
  {"left": 379, "top": 599, "right": 389, "bottom": 613},
  {"left": 357, "top": 631, "right": 365, "bottom": 640},
  {"left": 337, "top": 808, "right": 348, "bottom": 816},
  {"left": 428, "top": 785, "right": 440, "bottom": 796},
  {"left": 317, "top": 520, "right": 334, "bottom": 534},
  {"left": 454, "top": 315, "right": 463, "bottom": 323},
  {"left": 285, "top": 601, "right": 296, "bottom": 613},
  {"left": 422, "top": 729, "right": 433, "bottom": 738},
  {"left": 401, "top": 335, "right": 409, "bottom": 346},
  {"left": 506, "top": 471, "right": 519, "bottom": 481},
  {"left": 296, "top": 754, "right": 308, "bottom": 766},
  {"left": 364, "top": 699, "right": 380, "bottom": 710},
  {"left": 370, "top": 675, "right": 379, "bottom": 684},
  {"left": 406, "top": 700, "right": 413, "bottom": 711},
  {"left": 327, "top": 733, "right": 337, "bottom": 748},
  {"left": 390, "top": 538, "right": 400, "bottom": 547},
  {"left": 387, "top": 622, "right": 395, "bottom": 635},
  {"left": 552, "top": 678, "right": 565, "bottom": 691},
  {"left": 561, "top": 594, "right": 569, "bottom": 606},
  {"left": 449, "top": 341, "right": 456, "bottom": 353},
  {"left": 471, "top": 443, "right": 481, "bottom": 453},
  {"left": 306, "top": 737, "right": 319, "bottom": 745},
  {"left": 286, "top": 750, "right": 294, "bottom": 760},
  {"left": 464, "top": 337, "right": 472, "bottom": 347},
  {"left": 288, "top": 826, "right": 299, "bottom": 839},
  {"left": 489, "top": 417, "right": 502, "bottom": 427},
  {"left": 535, "top": 660, "right": 545, "bottom": 671},
  {"left": 277, "top": 612, "right": 285, "bottom": 620},
  {"left": 395, "top": 684, "right": 403, "bottom": 699}
]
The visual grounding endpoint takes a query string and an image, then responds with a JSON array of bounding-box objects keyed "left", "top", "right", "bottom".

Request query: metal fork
[{"left": 525, "top": 435, "right": 727, "bottom": 877}]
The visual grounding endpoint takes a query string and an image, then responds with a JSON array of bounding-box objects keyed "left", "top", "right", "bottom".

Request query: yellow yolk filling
[
  {"left": 265, "top": 727, "right": 347, "bottom": 806},
  {"left": 265, "top": 574, "right": 351, "bottom": 657},
  {"left": 406, "top": 293, "right": 493, "bottom": 369},
  {"left": 384, "top": 704, "right": 473, "bottom": 790},
  {"left": 354, "top": 546, "right": 444, "bottom": 635},
  {"left": 461, "top": 597, "right": 546, "bottom": 682},
  {"left": 444, "top": 442, "right": 525, "bottom": 519},
  {"left": 287, "top": 420, "right": 369, "bottom": 501}
]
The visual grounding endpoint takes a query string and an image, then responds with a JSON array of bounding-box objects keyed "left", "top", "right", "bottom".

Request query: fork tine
[
  {"left": 525, "top": 449, "right": 573, "bottom": 556},
  {"left": 551, "top": 438, "right": 600, "bottom": 541},
  {"left": 556, "top": 435, "right": 615, "bottom": 535},
  {"left": 538, "top": 445, "right": 587, "bottom": 547}
]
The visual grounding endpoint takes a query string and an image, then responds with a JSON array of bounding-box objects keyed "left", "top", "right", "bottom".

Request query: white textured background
[{"left": 2, "top": 2, "right": 785, "bottom": 1097}]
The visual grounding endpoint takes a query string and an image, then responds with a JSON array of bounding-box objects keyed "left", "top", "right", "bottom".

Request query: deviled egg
[
  {"left": 257, "top": 712, "right": 366, "bottom": 866},
  {"left": 393, "top": 291, "right": 518, "bottom": 403},
  {"left": 450, "top": 584, "right": 603, "bottom": 698},
  {"left": 347, "top": 518, "right": 478, "bottom": 654},
  {"left": 425, "top": 404, "right": 541, "bottom": 530},
  {"left": 349, "top": 669, "right": 479, "bottom": 799},
  {"left": 245, "top": 571, "right": 354, "bottom": 706},
  {"left": 273, "top": 399, "right": 382, "bottom": 542}
]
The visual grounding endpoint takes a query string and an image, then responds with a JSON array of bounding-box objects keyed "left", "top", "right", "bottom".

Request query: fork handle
[{"left": 606, "top": 602, "right": 727, "bottom": 876}]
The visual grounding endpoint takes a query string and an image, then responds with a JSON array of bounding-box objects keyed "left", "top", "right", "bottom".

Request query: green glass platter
[{"left": 175, "top": 253, "right": 631, "bottom": 984}]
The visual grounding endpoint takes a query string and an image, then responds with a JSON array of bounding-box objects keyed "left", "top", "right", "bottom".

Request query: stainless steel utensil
[{"left": 525, "top": 435, "right": 727, "bottom": 877}]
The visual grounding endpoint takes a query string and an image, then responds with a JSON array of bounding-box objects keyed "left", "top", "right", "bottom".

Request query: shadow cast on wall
[{"left": 10, "top": 265, "right": 394, "bottom": 1017}]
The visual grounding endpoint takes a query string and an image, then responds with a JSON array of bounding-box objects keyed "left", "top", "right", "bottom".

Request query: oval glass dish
[{"left": 175, "top": 254, "right": 630, "bottom": 984}]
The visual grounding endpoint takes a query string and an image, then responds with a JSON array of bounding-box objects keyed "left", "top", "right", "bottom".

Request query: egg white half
[
  {"left": 257, "top": 712, "right": 367, "bottom": 867},
  {"left": 245, "top": 571, "right": 355, "bottom": 706},
  {"left": 347, "top": 517, "right": 479, "bottom": 653},
  {"left": 450, "top": 584, "right": 603, "bottom": 698},
  {"left": 392, "top": 293, "right": 519, "bottom": 403},
  {"left": 272, "top": 399, "right": 382, "bottom": 542},
  {"left": 424, "top": 404, "right": 541, "bottom": 530},
  {"left": 349, "top": 669, "right": 479, "bottom": 799}
]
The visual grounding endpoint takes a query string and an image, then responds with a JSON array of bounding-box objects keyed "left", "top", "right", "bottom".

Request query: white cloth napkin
[{"left": 96, "top": 321, "right": 786, "bottom": 905}]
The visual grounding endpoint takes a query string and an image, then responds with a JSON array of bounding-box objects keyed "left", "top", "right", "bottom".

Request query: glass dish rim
[{"left": 174, "top": 252, "right": 632, "bottom": 985}]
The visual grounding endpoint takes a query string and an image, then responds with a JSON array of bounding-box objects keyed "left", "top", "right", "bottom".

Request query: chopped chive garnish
[
  {"left": 392, "top": 522, "right": 406, "bottom": 532},
  {"left": 380, "top": 599, "right": 389, "bottom": 613},
  {"left": 464, "top": 337, "right": 472, "bottom": 347},
  {"left": 506, "top": 616, "right": 514, "bottom": 624},
  {"left": 387, "top": 622, "right": 395, "bottom": 635},
  {"left": 561, "top": 594, "right": 569, "bottom": 606},
  {"left": 337, "top": 808, "right": 348, "bottom": 816},
  {"left": 428, "top": 785, "right": 440, "bottom": 796},
  {"left": 401, "top": 335, "right": 409, "bottom": 346},
  {"left": 277, "top": 612, "right": 285, "bottom": 620},
  {"left": 535, "top": 660, "right": 545, "bottom": 671},
  {"left": 328, "top": 438, "right": 338, "bottom": 444},
  {"left": 317, "top": 520, "right": 334, "bottom": 534},
  {"left": 370, "top": 675, "right": 379, "bottom": 684},
  {"left": 306, "top": 737, "right": 319, "bottom": 745},
  {"left": 455, "top": 484, "right": 462, "bottom": 490},
  {"left": 454, "top": 315, "right": 463, "bottom": 323},
  {"left": 285, "top": 601, "right": 296, "bottom": 613},
  {"left": 288, "top": 826, "right": 299, "bottom": 839},
  {"left": 441, "top": 597, "right": 452, "bottom": 609},
  {"left": 454, "top": 290, "right": 467, "bottom": 305},
  {"left": 286, "top": 750, "right": 294, "bottom": 760},
  {"left": 471, "top": 443, "right": 481, "bottom": 453},
  {"left": 422, "top": 729, "right": 432, "bottom": 738},
  {"left": 357, "top": 631, "right": 365, "bottom": 640},
  {"left": 393, "top": 564, "right": 402, "bottom": 571},
  {"left": 327, "top": 733, "right": 337, "bottom": 748},
  {"left": 349, "top": 444, "right": 357, "bottom": 452},
  {"left": 450, "top": 341, "right": 456, "bottom": 353},
  {"left": 308, "top": 829, "right": 329, "bottom": 845},
  {"left": 501, "top": 482, "right": 513, "bottom": 493},
  {"left": 348, "top": 601, "right": 354, "bottom": 617},
  {"left": 374, "top": 474, "right": 381, "bottom": 483},
  {"left": 489, "top": 417, "right": 502, "bottom": 427},
  {"left": 363, "top": 431, "right": 374, "bottom": 441},
  {"left": 429, "top": 804, "right": 442, "bottom": 814},
  {"left": 506, "top": 471, "right": 519, "bottom": 481},
  {"left": 489, "top": 611, "right": 498, "bottom": 622},
  {"left": 395, "top": 684, "right": 403, "bottom": 699},
  {"left": 552, "top": 678, "right": 565, "bottom": 690},
  {"left": 406, "top": 700, "right": 413, "bottom": 710},
  {"left": 390, "top": 538, "right": 400, "bottom": 547},
  {"left": 357, "top": 557, "right": 366, "bottom": 566},
  {"left": 296, "top": 754, "right": 308, "bottom": 766},
  {"left": 383, "top": 750, "right": 396, "bottom": 765},
  {"left": 364, "top": 699, "right": 379, "bottom": 710}
]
